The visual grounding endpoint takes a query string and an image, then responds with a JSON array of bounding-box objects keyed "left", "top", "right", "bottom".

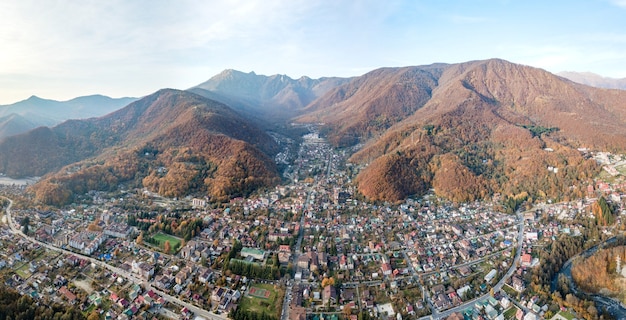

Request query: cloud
[
  {"left": 494, "top": 43, "right": 578, "bottom": 70},
  {"left": 0, "top": 1, "right": 308, "bottom": 69},
  {"left": 610, "top": 0, "right": 626, "bottom": 7},
  {"left": 2, "top": 0, "right": 391, "bottom": 101},
  {"left": 1, "top": 0, "right": 625, "bottom": 103}
]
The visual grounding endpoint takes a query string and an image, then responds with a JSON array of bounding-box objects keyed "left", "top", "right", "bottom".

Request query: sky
[{"left": 1, "top": 0, "right": 625, "bottom": 104}]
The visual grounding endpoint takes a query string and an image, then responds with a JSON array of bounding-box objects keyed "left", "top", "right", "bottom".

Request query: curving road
[
  {"left": 2, "top": 197, "right": 228, "bottom": 320},
  {"left": 419, "top": 211, "right": 526, "bottom": 319}
]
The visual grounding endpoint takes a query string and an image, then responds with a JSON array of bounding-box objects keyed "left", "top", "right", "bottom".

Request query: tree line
[
  {"left": 229, "top": 305, "right": 277, "bottom": 320},
  {"left": 223, "top": 241, "right": 284, "bottom": 280},
  {"left": 0, "top": 285, "right": 84, "bottom": 320},
  {"left": 531, "top": 218, "right": 616, "bottom": 319}
]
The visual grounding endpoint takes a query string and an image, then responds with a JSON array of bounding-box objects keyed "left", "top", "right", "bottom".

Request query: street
[{"left": 2, "top": 197, "right": 229, "bottom": 320}]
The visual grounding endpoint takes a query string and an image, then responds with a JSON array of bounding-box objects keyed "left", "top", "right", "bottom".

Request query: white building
[{"left": 484, "top": 269, "right": 497, "bottom": 283}]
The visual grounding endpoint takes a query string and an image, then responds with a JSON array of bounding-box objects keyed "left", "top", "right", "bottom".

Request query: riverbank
[{"left": 552, "top": 237, "right": 626, "bottom": 318}]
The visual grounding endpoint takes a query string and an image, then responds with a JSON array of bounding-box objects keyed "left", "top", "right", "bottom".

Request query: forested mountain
[
  {"left": 0, "top": 113, "right": 39, "bottom": 138},
  {"left": 0, "top": 89, "right": 279, "bottom": 205},
  {"left": 6, "top": 59, "right": 626, "bottom": 206},
  {"left": 298, "top": 59, "right": 626, "bottom": 202},
  {"left": 0, "top": 95, "right": 136, "bottom": 138},
  {"left": 297, "top": 64, "right": 447, "bottom": 146}
]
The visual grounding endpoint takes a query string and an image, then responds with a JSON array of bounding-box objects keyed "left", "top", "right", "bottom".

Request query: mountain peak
[
  {"left": 294, "top": 58, "right": 626, "bottom": 202},
  {"left": 193, "top": 69, "right": 352, "bottom": 117},
  {"left": 24, "top": 95, "right": 50, "bottom": 103},
  {"left": 213, "top": 68, "right": 253, "bottom": 78},
  {"left": 0, "top": 88, "right": 281, "bottom": 205},
  {"left": 0, "top": 94, "right": 137, "bottom": 139}
]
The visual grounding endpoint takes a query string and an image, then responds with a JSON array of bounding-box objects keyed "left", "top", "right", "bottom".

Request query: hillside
[
  {"left": 193, "top": 69, "right": 350, "bottom": 120},
  {"left": 297, "top": 64, "right": 447, "bottom": 146},
  {"left": 558, "top": 71, "right": 626, "bottom": 90},
  {"left": 0, "top": 89, "right": 279, "bottom": 205},
  {"left": 0, "top": 114, "right": 39, "bottom": 138},
  {"left": 301, "top": 59, "right": 626, "bottom": 202},
  {"left": 0, "top": 95, "right": 136, "bottom": 138}
]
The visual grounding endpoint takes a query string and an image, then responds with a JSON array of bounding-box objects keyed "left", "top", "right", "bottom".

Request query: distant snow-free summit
[
  {"left": 558, "top": 71, "right": 626, "bottom": 90},
  {"left": 0, "top": 95, "right": 136, "bottom": 138}
]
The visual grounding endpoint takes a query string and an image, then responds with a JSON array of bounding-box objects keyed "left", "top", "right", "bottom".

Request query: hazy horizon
[{"left": 1, "top": 0, "right": 625, "bottom": 104}]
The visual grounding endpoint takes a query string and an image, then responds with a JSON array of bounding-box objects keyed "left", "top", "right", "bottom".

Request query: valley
[
  {"left": 0, "top": 59, "right": 625, "bottom": 320},
  {"left": 3, "top": 0, "right": 626, "bottom": 318},
  {"left": 0, "top": 123, "right": 624, "bottom": 320}
]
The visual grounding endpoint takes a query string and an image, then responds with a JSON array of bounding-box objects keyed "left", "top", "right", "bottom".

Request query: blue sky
[{"left": 1, "top": 0, "right": 625, "bottom": 104}]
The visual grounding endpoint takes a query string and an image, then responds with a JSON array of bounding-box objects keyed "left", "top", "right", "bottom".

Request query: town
[{"left": 0, "top": 126, "right": 624, "bottom": 320}]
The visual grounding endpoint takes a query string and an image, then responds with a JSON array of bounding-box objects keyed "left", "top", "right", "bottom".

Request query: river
[{"left": 551, "top": 237, "right": 626, "bottom": 318}]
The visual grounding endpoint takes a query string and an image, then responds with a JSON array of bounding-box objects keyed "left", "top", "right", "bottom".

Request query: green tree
[
  {"left": 593, "top": 196, "right": 614, "bottom": 225},
  {"left": 20, "top": 216, "right": 30, "bottom": 234}
]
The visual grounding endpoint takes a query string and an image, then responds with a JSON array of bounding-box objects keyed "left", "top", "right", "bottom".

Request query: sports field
[
  {"left": 240, "top": 283, "right": 283, "bottom": 318},
  {"left": 249, "top": 286, "right": 271, "bottom": 299},
  {"left": 151, "top": 232, "right": 182, "bottom": 251}
]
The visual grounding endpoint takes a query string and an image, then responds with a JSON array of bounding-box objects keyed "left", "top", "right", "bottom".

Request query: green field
[
  {"left": 503, "top": 306, "right": 519, "bottom": 319},
  {"left": 502, "top": 284, "right": 519, "bottom": 297},
  {"left": 82, "top": 304, "right": 96, "bottom": 316},
  {"left": 14, "top": 264, "right": 31, "bottom": 279},
  {"left": 240, "top": 283, "right": 283, "bottom": 319},
  {"left": 598, "top": 170, "right": 619, "bottom": 183},
  {"left": 557, "top": 310, "right": 576, "bottom": 320},
  {"left": 149, "top": 233, "right": 182, "bottom": 252},
  {"left": 35, "top": 250, "right": 60, "bottom": 264},
  {"left": 615, "top": 165, "right": 626, "bottom": 175}
]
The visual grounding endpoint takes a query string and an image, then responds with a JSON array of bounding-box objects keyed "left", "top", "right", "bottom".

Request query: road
[
  {"left": 281, "top": 156, "right": 315, "bottom": 320},
  {"left": 0, "top": 179, "right": 527, "bottom": 320},
  {"left": 416, "top": 247, "right": 514, "bottom": 279},
  {"left": 281, "top": 284, "right": 293, "bottom": 320},
  {"left": 2, "top": 197, "right": 228, "bottom": 320},
  {"left": 416, "top": 226, "right": 518, "bottom": 253},
  {"left": 419, "top": 211, "right": 526, "bottom": 320},
  {"left": 494, "top": 211, "right": 524, "bottom": 293},
  {"left": 401, "top": 249, "right": 438, "bottom": 318},
  {"left": 282, "top": 134, "right": 333, "bottom": 320}
]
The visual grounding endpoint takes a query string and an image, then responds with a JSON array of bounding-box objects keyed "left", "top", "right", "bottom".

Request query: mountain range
[
  {"left": 0, "top": 95, "right": 137, "bottom": 139},
  {"left": 191, "top": 69, "right": 350, "bottom": 122},
  {"left": 334, "top": 59, "right": 626, "bottom": 202},
  {"left": 0, "top": 89, "right": 279, "bottom": 205},
  {"left": 2, "top": 58, "right": 626, "bottom": 205},
  {"left": 558, "top": 71, "right": 626, "bottom": 90}
]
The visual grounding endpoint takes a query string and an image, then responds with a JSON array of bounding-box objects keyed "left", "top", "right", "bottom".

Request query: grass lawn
[
  {"left": 614, "top": 164, "right": 626, "bottom": 175},
  {"left": 401, "top": 287, "right": 423, "bottom": 302},
  {"left": 42, "top": 251, "right": 62, "bottom": 261},
  {"left": 501, "top": 284, "right": 518, "bottom": 297},
  {"left": 597, "top": 170, "right": 618, "bottom": 183},
  {"left": 478, "top": 260, "right": 493, "bottom": 272},
  {"left": 240, "top": 283, "right": 283, "bottom": 319},
  {"left": 150, "top": 233, "right": 182, "bottom": 252},
  {"left": 390, "top": 258, "right": 408, "bottom": 269},
  {"left": 503, "top": 306, "right": 519, "bottom": 319},
  {"left": 15, "top": 264, "right": 31, "bottom": 279},
  {"left": 82, "top": 304, "right": 96, "bottom": 316},
  {"left": 557, "top": 310, "right": 576, "bottom": 320}
]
